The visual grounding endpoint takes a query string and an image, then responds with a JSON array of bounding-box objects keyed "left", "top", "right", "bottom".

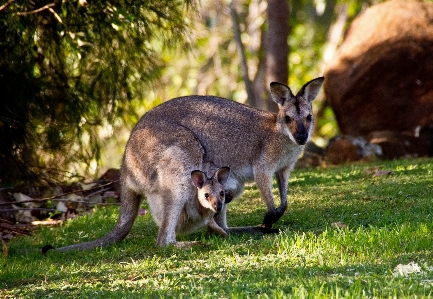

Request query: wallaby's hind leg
[
  {"left": 155, "top": 197, "right": 182, "bottom": 247},
  {"left": 154, "top": 187, "right": 199, "bottom": 247},
  {"left": 254, "top": 170, "right": 278, "bottom": 229},
  {"left": 274, "top": 168, "right": 290, "bottom": 222}
]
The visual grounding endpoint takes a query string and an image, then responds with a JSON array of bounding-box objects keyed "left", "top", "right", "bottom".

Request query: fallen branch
[
  {"left": 0, "top": 208, "right": 57, "bottom": 212},
  {"left": 82, "top": 187, "right": 113, "bottom": 201},
  {"left": 0, "top": 202, "right": 119, "bottom": 212},
  {"left": 0, "top": 180, "right": 118, "bottom": 206}
]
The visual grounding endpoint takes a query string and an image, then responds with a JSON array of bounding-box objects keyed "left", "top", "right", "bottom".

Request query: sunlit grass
[{"left": 1, "top": 157, "right": 433, "bottom": 298}]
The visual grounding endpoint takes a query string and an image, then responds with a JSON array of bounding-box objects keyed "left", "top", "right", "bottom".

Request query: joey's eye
[
  {"left": 306, "top": 114, "right": 312, "bottom": 122},
  {"left": 220, "top": 191, "right": 224, "bottom": 197},
  {"left": 204, "top": 193, "right": 209, "bottom": 199},
  {"left": 285, "top": 116, "right": 291, "bottom": 123}
]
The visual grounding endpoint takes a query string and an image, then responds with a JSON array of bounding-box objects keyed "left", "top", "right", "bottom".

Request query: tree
[
  {"left": 0, "top": 0, "right": 195, "bottom": 184},
  {"left": 264, "top": 0, "right": 290, "bottom": 112},
  {"left": 167, "top": 0, "right": 377, "bottom": 140}
]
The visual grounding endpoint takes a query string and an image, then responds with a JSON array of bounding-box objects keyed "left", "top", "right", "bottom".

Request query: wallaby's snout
[
  {"left": 215, "top": 193, "right": 224, "bottom": 212},
  {"left": 295, "top": 134, "right": 308, "bottom": 145},
  {"left": 293, "top": 121, "right": 309, "bottom": 145},
  {"left": 202, "top": 189, "right": 225, "bottom": 213}
]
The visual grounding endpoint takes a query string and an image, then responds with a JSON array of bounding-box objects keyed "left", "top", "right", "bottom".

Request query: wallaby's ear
[
  {"left": 191, "top": 170, "right": 206, "bottom": 189},
  {"left": 270, "top": 82, "right": 294, "bottom": 106},
  {"left": 296, "top": 77, "right": 324, "bottom": 103},
  {"left": 214, "top": 167, "right": 230, "bottom": 184}
]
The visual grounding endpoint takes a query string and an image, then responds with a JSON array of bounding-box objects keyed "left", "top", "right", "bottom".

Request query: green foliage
[
  {"left": 1, "top": 158, "right": 433, "bottom": 298},
  {"left": 0, "top": 0, "right": 195, "bottom": 184},
  {"left": 0, "top": 0, "right": 392, "bottom": 182},
  {"left": 288, "top": 0, "right": 386, "bottom": 143},
  {"left": 150, "top": 0, "right": 386, "bottom": 147}
]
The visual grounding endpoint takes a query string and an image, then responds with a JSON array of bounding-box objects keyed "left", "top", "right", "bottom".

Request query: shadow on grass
[
  {"left": 2, "top": 158, "right": 432, "bottom": 297},
  {"left": 5, "top": 244, "right": 433, "bottom": 298}
]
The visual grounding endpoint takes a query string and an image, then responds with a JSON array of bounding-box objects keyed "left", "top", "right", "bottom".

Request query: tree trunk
[{"left": 265, "top": 0, "right": 290, "bottom": 112}]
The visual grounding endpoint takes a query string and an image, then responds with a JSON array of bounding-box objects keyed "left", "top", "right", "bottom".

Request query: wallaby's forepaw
[{"left": 207, "top": 226, "right": 229, "bottom": 238}]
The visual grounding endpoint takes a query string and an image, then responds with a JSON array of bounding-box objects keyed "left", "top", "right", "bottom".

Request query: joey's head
[
  {"left": 270, "top": 77, "right": 324, "bottom": 145},
  {"left": 191, "top": 167, "right": 230, "bottom": 213}
]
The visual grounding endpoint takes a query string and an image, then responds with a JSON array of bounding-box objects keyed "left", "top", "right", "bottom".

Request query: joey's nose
[{"left": 216, "top": 201, "right": 223, "bottom": 212}]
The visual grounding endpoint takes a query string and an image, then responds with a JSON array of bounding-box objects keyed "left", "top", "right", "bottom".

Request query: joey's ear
[
  {"left": 296, "top": 77, "right": 324, "bottom": 103},
  {"left": 214, "top": 167, "right": 230, "bottom": 184},
  {"left": 191, "top": 170, "right": 206, "bottom": 189},
  {"left": 270, "top": 82, "right": 294, "bottom": 106}
]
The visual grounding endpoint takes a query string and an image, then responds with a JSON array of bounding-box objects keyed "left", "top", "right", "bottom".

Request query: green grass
[{"left": 1, "top": 158, "right": 433, "bottom": 298}]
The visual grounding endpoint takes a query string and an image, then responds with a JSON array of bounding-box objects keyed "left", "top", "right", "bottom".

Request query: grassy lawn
[{"left": 1, "top": 158, "right": 433, "bottom": 298}]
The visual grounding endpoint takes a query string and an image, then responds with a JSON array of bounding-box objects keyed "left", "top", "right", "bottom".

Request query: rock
[
  {"left": 296, "top": 141, "right": 326, "bottom": 168},
  {"left": 12, "top": 204, "right": 37, "bottom": 223},
  {"left": 13, "top": 193, "right": 40, "bottom": 208},
  {"left": 324, "top": 0, "right": 433, "bottom": 138},
  {"left": 368, "top": 130, "right": 431, "bottom": 159},
  {"left": 0, "top": 190, "right": 15, "bottom": 223},
  {"left": 296, "top": 151, "right": 324, "bottom": 168},
  {"left": 56, "top": 201, "right": 68, "bottom": 213},
  {"left": 40, "top": 186, "right": 63, "bottom": 199},
  {"left": 325, "top": 135, "right": 382, "bottom": 165},
  {"left": 79, "top": 182, "right": 99, "bottom": 191}
]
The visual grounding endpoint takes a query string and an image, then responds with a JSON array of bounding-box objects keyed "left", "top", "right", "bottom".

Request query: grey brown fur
[
  {"left": 189, "top": 167, "right": 230, "bottom": 238},
  {"left": 56, "top": 77, "right": 324, "bottom": 251}
]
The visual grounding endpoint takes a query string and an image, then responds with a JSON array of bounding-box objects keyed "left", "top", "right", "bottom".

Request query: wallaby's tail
[{"left": 55, "top": 188, "right": 140, "bottom": 252}]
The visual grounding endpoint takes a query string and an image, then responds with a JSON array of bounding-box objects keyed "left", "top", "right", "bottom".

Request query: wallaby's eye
[
  {"left": 204, "top": 193, "right": 209, "bottom": 199},
  {"left": 220, "top": 191, "right": 224, "bottom": 197},
  {"left": 306, "top": 114, "right": 312, "bottom": 122},
  {"left": 285, "top": 116, "right": 291, "bottom": 123}
]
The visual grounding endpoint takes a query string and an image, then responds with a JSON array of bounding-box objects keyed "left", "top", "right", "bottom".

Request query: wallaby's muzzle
[
  {"left": 293, "top": 122, "right": 309, "bottom": 145},
  {"left": 294, "top": 133, "right": 308, "bottom": 145},
  {"left": 216, "top": 201, "right": 223, "bottom": 212}
]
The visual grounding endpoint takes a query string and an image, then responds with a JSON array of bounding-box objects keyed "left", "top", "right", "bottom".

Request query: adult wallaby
[
  {"left": 142, "top": 77, "right": 324, "bottom": 232},
  {"left": 55, "top": 77, "right": 323, "bottom": 251},
  {"left": 55, "top": 120, "right": 231, "bottom": 251}
]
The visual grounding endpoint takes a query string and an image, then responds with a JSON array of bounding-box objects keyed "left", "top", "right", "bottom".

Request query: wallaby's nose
[
  {"left": 216, "top": 201, "right": 223, "bottom": 212},
  {"left": 295, "top": 134, "right": 308, "bottom": 145}
]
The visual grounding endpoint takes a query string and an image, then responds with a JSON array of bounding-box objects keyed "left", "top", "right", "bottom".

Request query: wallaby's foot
[
  {"left": 226, "top": 225, "right": 280, "bottom": 235},
  {"left": 255, "top": 224, "right": 280, "bottom": 234},
  {"left": 262, "top": 210, "right": 276, "bottom": 229},
  {"left": 274, "top": 207, "right": 286, "bottom": 223},
  {"left": 262, "top": 208, "right": 285, "bottom": 228}
]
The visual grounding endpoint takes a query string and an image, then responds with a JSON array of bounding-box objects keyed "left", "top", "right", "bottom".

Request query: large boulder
[{"left": 324, "top": 0, "right": 433, "bottom": 137}]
